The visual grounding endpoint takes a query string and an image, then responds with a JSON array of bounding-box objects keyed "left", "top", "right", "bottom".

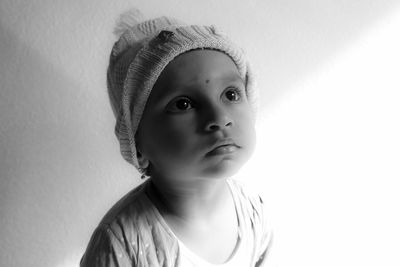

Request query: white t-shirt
[
  {"left": 178, "top": 228, "right": 254, "bottom": 267},
  {"left": 80, "top": 178, "right": 272, "bottom": 267}
]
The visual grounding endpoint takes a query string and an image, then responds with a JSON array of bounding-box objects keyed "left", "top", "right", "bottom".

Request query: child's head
[{"left": 107, "top": 9, "right": 258, "bottom": 181}]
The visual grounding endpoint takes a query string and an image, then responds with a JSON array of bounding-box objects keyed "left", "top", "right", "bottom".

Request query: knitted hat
[{"left": 107, "top": 9, "right": 258, "bottom": 170}]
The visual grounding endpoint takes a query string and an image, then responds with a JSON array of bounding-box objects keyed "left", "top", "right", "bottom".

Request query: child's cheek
[
  {"left": 234, "top": 106, "right": 257, "bottom": 154},
  {"left": 154, "top": 115, "right": 197, "bottom": 152}
]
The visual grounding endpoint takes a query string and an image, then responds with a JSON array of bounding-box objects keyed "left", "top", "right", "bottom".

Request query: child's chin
[{"left": 202, "top": 159, "right": 245, "bottom": 179}]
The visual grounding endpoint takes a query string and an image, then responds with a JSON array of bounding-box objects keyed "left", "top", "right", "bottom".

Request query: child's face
[{"left": 136, "top": 50, "right": 256, "bottom": 183}]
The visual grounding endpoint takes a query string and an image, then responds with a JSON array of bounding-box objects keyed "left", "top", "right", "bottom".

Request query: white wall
[{"left": 1, "top": 1, "right": 399, "bottom": 266}]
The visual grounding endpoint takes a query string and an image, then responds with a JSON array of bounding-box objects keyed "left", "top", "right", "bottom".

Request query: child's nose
[{"left": 203, "top": 105, "right": 233, "bottom": 132}]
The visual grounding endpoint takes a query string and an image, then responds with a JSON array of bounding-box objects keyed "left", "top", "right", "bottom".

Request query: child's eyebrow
[
  {"left": 221, "top": 73, "right": 245, "bottom": 84},
  {"left": 153, "top": 73, "right": 245, "bottom": 103}
]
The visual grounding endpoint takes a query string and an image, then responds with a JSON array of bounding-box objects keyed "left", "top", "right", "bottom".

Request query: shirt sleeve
[
  {"left": 80, "top": 225, "right": 135, "bottom": 267},
  {"left": 254, "top": 195, "right": 273, "bottom": 267}
]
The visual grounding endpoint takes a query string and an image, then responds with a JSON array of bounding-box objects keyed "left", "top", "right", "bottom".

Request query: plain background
[{"left": 1, "top": 1, "right": 399, "bottom": 266}]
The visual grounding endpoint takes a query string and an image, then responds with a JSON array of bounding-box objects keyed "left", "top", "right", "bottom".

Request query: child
[{"left": 81, "top": 9, "right": 272, "bottom": 267}]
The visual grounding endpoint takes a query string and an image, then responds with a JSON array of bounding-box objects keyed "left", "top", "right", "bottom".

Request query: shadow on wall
[{"left": 0, "top": 22, "right": 113, "bottom": 267}]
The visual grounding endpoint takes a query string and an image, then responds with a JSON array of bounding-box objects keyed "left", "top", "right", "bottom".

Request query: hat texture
[{"left": 107, "top": 8, "right": 258, "bottom": 170}]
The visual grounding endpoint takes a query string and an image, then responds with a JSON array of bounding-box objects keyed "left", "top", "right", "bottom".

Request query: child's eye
[
  {"left": 224, "top": 87, "right": 242, "bottom": 102},
  {"left": 166, "top": 97, "right": 194, "bottom": 112}
]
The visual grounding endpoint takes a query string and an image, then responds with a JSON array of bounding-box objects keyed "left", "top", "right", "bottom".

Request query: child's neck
[{"left": 146, "top": 176, "right": 231, "bottom": 221}]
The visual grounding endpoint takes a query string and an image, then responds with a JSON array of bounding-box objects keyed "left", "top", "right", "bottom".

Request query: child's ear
[{"left": 137, "top": 149, "right": 149, "bottom": 169}]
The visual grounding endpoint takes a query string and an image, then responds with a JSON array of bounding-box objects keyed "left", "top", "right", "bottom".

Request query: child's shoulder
[
  {"left": 98, "top": 179, "right": 172, "bottom": 236},
  {"left": 99, "top": 180, "right": 149, "bottom": 226},
  {"left": 227, "top": 178, "right": 272, "bottom": 238},
  {"left": 227, "top": 178, "right": 267, "bottom": 212},
  {"left": 228, "top": 178, "right": 273, "bottom": 264},
  {"left": 81, "top": 180, "right": 178, "bottom": 266}
]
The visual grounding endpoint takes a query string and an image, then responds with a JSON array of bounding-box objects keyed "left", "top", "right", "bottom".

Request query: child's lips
[
  {"left": 206, "top": 138, "right": 240, "bottom": 156},
  {"left": 207, "top": 144, "right": 239, "bottom": 156}
]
